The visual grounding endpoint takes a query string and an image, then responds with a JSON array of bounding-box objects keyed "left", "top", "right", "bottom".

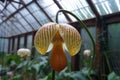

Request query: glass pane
[
  {"left": 37, "top": 0, "right": 54, "bottom": 8},
  {"left": 14, "top": 38, "right": 18, "bottom": 54},
  {"left": 25, "top": 16, "right": 40, "bottom": 29},
  {"left": 20, "top": 8, "right": 40, "bottom": 29},
  {"left": 37, "top": 0, "right": 68, "bottom": 22},
  {"left": 0, "top": 25, "right": 10, "bottom": 37},
  {"left": 0, "top": 28, "right": 4, "bottom": 37},
  {"left": 108, "top": 23, "right": 120, "bottom": 75},
  {"left": 7, "top": 20, "right": 21, "bottom": 35},
  {"left": 2, "top": 23, "right": 15, "bottom": 36},
  {"left": 25, "top": 15, "right": 36, "bottom": 24},
  {"left": 27, "top": 35, "right": 32, "bottom": 49},
  {"left": 20, "top": 36, "right": 24, "bottom": 48},
  {"left": 44, "top": 4, "right": 59, "bottom": 17},
  {"left": 31, "top": 21, "right": 40, "bottom": 30},
  {"left": 18, "top": 18, "right": 33, "bottom": 31},
  {"left": 0, "top": 4, "right": 4, "bottom": 10},
  {"left": 10, "top": 38, "right": 12, "bottom": 53},
  {"left": 7, "top": 4, "right": 16, "bottom": 13},
  {"left": 81, "top": 27, "right": 96, "bottom": 51},
  {"left": 23, "top": 0, "right": 32, "bottom": 4},
  {"left": 20, "top": 8, "right": 29, "bottom": 16},
  {"left": 27, "top": 3, "right": 40, "bottom": 12},
  {"left": 0, "top": 18, "right": 2, "bottom": 23},
  {"left": 12, "top": 1, "right": 23, "bottom": 9},
  {"left": 0, "top": 39, "right": 4, "bottom": 51},
  {"left": 0, "top": 38, "right": 8, "bottom": 52},
  {"left": 14, "top": 13, "right": 33, "bottom": 32},
  {"left": 57, "top": 0, "right": 95, "bottom": 20},
  {"left": 4, "top": 10, "right": 11, "bottom": 17},
  {"left": 92, "top": 0, "right": 120, "bottom": 15},
  {"left": 6, "top": 20, "right": 17, "bottom": 33},
  {"left": 51, "top": 14, "right": 68, "bottom": 23},
  {"left": 15, "top": 13, "right": 22, "bottom": 19},
  {"left": 108, "top": 23, "right": 120, "bottom": 54},
  {"left": 14, "top": 22, "right": 26, "bottom": 33},
  {"left": 115, "top": 0, "right": 120, "bottom": 11},
  {"left": 27, "top": 3, "right": 50, "bottom": 24},
  {"left": 32, "top": 10, "right": 50, "bottom": 24},
  {"left": 4, "top": 39, "right": 8, "bottom": 53},
  {"left": 0, "top": 38, "right": 2, "bottom": 51}
]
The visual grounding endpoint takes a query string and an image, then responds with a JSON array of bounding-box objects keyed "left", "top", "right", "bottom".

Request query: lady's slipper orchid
[
  {"left": 17, "top": 48, "right": 31, "bottom": 58},
  {"left": 34, "top": 22, "right": 82, "bottom": 72}
]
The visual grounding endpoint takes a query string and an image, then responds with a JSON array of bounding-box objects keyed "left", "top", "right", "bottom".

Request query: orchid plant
[{"left": 34, "top": 9, "right": 95, "bottom": 80}]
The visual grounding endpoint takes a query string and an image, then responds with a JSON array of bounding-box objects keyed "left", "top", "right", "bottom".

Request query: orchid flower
[{"left": 34, "top": 22, "right": 82, "bottom": 72}]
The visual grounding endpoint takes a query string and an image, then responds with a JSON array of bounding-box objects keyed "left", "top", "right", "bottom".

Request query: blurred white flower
[
  {"left": 7, "top": 71, "right": 13, "bottom": 76},
  {"left": 17, "top": 48, "right": 31, "bottom": 58},
  {"left": 83, "top": 49, "right": 91, "bottom": 57}
]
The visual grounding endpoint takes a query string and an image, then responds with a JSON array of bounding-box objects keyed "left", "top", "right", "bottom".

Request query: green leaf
[
  {"left": 108, "top": 71, "right": 120, "bottom": 80},
  {"left": 16, "top": 61, "right": 28, "bottom": 70},
  {"left": 32, "top": 63, "right": 41, "bottom": 73}
]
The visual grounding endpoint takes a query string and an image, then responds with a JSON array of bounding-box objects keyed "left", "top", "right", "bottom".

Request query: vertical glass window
[
  {"left": 108, "top": 23, "right": 120, "bottom": 75},
  {"left": 3, "top": 39, "right": 8, "bottom": 53},
  {"left": 20, "top": 36, "right": 24, "bottom": 48},
  {"left": 81, "top": 27, "right": 96, "bottom": 51},
  {"left": 0, "top": 38, "right": 3, "bottom": 51},
  {"left": 14, "top": 38, "right": 18, "bottom": 54},
  {"left": 10, "top": 38, "right": 13, "bottom": 53},
  {"left": 27, "top": 35, "right": 32, "bottom": 49},
  {"left": 108, "top": 23, "right": 120, "bottom": 54}
]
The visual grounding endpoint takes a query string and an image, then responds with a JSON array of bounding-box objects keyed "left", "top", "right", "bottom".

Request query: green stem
[
  {"left": 52, "top": 70, "right": 55, "bottom": 80},
  {"left": 56, "top": 9, "right": 95, "bottom": 78},
  {"left": 103, "top": 52, "right": 112, "bottom": 72}
]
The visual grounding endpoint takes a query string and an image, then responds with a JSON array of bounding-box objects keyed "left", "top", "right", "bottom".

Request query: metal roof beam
[
  {"left": 34, "top": 1, "right": 53, "bottom": 22},
  {"left": 11, "top": 3, "right": 34, "bottom": 31},
  {"left": 22, "top": 1, "right": 42, "bottom": 26},
  {"left": 0, "top": 3, "right": 24, "bottom": 33},
  {"left": 5, "top": 22, "right": 18, "bottom": 34},
  {"left": 86, "top": 0, "right": 100, "bottom": 17},
  {"left": 0, "top": 1, "right": 34, "bottom": 25},
  {"left": 53, "top": 0, "right": 72, "bottom": 22},
  {"left": 1, "top": 24, "right": 13, "bottom": 37}
]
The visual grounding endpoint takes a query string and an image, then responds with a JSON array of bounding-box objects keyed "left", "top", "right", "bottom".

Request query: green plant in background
[
  {"left": 0, "top": 51, "right": 52, "bottom": 80},
  {"left": 108, "top": 72, "right": 120, "bottom": 80},
  {"left": 0, "top": 52, "right": 21, "bottom": 80}
]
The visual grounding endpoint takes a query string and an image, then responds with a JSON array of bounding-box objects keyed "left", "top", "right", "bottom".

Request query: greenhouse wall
[{"left": 0, "top": 38, "right": 8, "bottom": 53}]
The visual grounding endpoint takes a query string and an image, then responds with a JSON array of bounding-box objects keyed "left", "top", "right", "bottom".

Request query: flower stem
[
  {"left": 56, "top": 9, "right": 95, "bottom": 78},
  {"left": 52, "top": 70, "right": 55, "bottom": 80}
]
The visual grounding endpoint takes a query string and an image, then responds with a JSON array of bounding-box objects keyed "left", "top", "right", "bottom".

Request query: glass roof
[
  {"left": 37, "top": 0, "right": 68, "bottom": 23},
  {"left": 57, "top": 0, "right": 95, "bottom": 21},
  {"left": 0, "top": 0, "right": 120, "bottom": 37},
  {"left": 92, "top": 0, "right": 120, "bottom": 15}
]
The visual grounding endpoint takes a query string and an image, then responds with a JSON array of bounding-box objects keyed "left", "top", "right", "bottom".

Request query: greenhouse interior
[{"left": 0, "top": 0, "right": 120, "bottom": 80}]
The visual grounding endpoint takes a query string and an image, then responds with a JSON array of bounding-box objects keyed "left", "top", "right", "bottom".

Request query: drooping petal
[
  {"left": 59, "top": 24, "right": 82, "bottom": 56},
  {"left": 34, "top": 22, "right": 59, "bottom": 55},
  {"left": 50, "top": 31, "right": 67, "bottom": 72}
]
